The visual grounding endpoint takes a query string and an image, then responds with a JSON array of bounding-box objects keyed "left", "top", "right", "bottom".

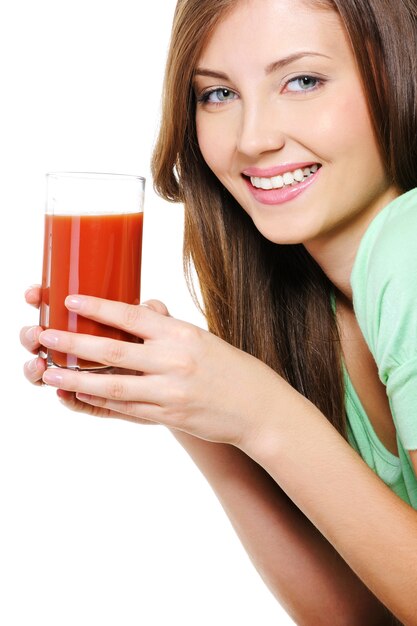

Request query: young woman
[{"left": 21, "top": 0, "right": 417, "bottom": 623}]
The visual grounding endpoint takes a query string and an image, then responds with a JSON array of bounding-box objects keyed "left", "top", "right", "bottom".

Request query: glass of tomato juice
[{"left": 39, "top": 172, "right": 145, "bottom": 370}]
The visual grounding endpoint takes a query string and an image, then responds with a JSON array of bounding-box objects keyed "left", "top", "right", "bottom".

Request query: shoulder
[
  {"left": 350, "top": 189, "right": 417, "bottom": 450},
  {"left": 351, "top": 188, "right": 417, "bottom": 322},
  {"left": 350, "top": 188, "right": 417, "bottom": 373},
  {"left": 351, "top": 188, "right": 417, "bottom": 293}
]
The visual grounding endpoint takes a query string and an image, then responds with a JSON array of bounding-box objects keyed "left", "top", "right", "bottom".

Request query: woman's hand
[
  {"left": 19, "top": 286, "right": 154, "bottom": 422},
  {"left": 36, "top": 295, "right": 289, "bottom": 450}
]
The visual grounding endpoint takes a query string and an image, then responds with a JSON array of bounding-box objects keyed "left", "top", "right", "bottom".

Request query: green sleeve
[{"left": 350, "top": 189, "right": 417, "bottom": 450}]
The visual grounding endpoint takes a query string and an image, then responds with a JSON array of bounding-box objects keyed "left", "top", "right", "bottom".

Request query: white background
[{"left": 0, "top": 1, "right": 294, "bottom": 624}]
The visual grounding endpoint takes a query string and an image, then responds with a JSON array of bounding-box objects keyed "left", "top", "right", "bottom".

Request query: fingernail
[
  {"left": 25, "top": 327, "right": 37, "bottom": 343},
  {"left": 65, "top": 296, "right": 84, "bottom": 310},
  {"left": 43, "top": 370, "right": 63, "bottom": 386},
  {"left": 27, "top": 358, "right": 39, "bottom": 373},
  {"left": 40, "top": 331, "right": 59, "bottom": 348},
  {"left": 76, "top": 392, "right": 92, "bottom": 402},
  {"left": 24, "top": 284, "right": 39, "bottom": 297}
]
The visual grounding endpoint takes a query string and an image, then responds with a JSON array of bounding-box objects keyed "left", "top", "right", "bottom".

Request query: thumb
[{"left": 140, "top": 299, "right": 170, "bottom": 317}]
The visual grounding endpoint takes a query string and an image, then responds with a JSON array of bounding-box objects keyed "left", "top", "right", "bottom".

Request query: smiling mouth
[{"left": 245, "top": 164, "right": 322, "bottom": 190}]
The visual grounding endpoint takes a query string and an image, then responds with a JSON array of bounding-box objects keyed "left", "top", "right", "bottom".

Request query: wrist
[{"left": 238, "top": 374, "right": 321, "bottom": 467}]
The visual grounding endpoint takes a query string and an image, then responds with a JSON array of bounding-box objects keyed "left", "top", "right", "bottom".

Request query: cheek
[
  {"left": 196, "top": 113, "right": 232, "bottom": 176},
  {"left": 314, "top": 92, "right": 382, "bottom": 173}
]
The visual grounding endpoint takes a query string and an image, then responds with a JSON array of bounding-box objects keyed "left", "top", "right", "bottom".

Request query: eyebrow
[{"left": 194, "top": 51, "right": 332, "bottom": 81}]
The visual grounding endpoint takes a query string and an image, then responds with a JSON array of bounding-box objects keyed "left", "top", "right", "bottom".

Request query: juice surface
[{"left": 40, "top": 212, "right": 143, "bottom": 369}]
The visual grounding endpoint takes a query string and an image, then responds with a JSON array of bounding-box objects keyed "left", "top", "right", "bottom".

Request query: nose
[{"left": 236, "top": 101, "right": 285, "bottom": 158}]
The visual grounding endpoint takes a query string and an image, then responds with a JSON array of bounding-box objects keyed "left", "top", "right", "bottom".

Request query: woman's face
[{"left": 194, "top": 0, "right": 398, "bottom": 249}]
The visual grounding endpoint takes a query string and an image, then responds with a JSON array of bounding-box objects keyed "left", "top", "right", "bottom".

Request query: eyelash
[
  {"left": 285, "top": 75, "right": 324, "bottom": 94},
  {"left": 196, "top": 74, "right": 325, "bottom": 106},
  {"left": 197, "top": 87, "right": 236, "bottom": 105}
]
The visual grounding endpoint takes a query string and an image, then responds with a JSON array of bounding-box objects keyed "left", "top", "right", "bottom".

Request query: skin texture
[{"left": 20, "top": 1, "right": 417, "bottom": 623}]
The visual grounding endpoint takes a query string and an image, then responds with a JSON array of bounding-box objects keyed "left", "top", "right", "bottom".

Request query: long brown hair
[{"left": 152, "top": 0, "right": 417, "bottom": 439}]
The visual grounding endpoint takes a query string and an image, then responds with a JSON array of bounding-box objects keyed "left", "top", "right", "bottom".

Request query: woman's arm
[
  {"left": 21, "top": 331, "right": 391, "bottom": 623},
  {"left": 172, "top": 430, "right": 395, "bottom": 625},
  {"left": 242, "top": 396, "right": 416, "bottom": 626},
  {"left": 22, "top": 290, "right": 387, "bottom": 623},
  {"left": 32, "top": 296, "right": 414, "bottom": 623}
]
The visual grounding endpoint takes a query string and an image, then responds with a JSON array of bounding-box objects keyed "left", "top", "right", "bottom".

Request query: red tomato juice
[{"left": 40, "top": 211, "right": 143, "bottom": 369}]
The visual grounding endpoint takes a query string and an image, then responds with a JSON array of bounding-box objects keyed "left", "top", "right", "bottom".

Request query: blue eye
[
  {"left": 199, "top": 88, "right": 237, "bottom": 104},
  {"left": 286, "top": 76, "right": 321, "bottom": 93}
]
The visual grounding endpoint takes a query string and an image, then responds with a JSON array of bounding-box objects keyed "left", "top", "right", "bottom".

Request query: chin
[
  {"left": 250, "top": 218, "right": 309, "bottom": 246},
  {"left": 250, "top": 204, "right": 330, "bottom": 246},
  {"left": 255, "top": 229, "right": 305, "bottom": 246}
]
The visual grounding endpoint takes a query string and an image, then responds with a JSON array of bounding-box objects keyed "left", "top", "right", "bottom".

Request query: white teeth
[
  {"left": 260, "top": 178, "right": 273, "bottom": 190},
  {"left": 271, "top": 175, "right": 284, "bottom": 189},
  {"left": 249, "top": 164, "right": 320, "bottom": 190}
]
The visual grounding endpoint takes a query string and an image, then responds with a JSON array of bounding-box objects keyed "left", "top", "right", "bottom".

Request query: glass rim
[{"left": 46, "top": 171, "right": 146, "bottom": 183}]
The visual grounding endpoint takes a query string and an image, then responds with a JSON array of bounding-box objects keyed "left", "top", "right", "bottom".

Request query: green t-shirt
[{"left": 347, "top": 187, "right": 417, "bottom": 509}]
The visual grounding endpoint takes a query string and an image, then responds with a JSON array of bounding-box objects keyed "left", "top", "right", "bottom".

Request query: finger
[
  {"left": 24, "top": 285, "right": 41, "bottom": 308},
  {"left": 74, "top": 393, "right": 162, "bottom": 425},
  {"left": 57, "top": 389, "right": 114, "bottom": 416},
  {"left": 23, "top": 356, "right": 46, "bottom": 385},
  {"left": 140, "top": 299, "right": 170, "bottom": 317},
  {"left": 64, "top": 296, "right": 172, "bottom": 339},
  {"left": 59, "top": 390, "right": 157, "bottom": 425},
  {"left": 42, "top": 368, "right": 159, "bottom": 405},
  {"left": 20, "top": 325, "right": 43, "bottom": 353},
  {"left": 38, "top": 329, "right": 161, "bottom": 372},
  {"left": 56, "top": 389, "right": 145, "bottom": 420}
]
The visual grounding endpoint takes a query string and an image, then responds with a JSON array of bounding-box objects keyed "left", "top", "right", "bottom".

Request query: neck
[{"left": 303, "top": 185, "right": 401, "bottom": 305}]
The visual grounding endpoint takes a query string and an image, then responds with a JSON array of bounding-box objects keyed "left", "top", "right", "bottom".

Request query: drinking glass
[{"left": 39, "top": 172, "right": 145, "bottom": 370}]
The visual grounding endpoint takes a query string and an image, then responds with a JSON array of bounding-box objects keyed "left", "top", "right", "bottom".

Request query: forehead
[{"left": 197, "top": 0, "right": 349, "bottom": 70}]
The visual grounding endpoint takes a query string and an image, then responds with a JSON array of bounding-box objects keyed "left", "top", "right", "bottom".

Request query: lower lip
[{"left": 244, "top": 168, "right": 321, "bottom": 206}]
